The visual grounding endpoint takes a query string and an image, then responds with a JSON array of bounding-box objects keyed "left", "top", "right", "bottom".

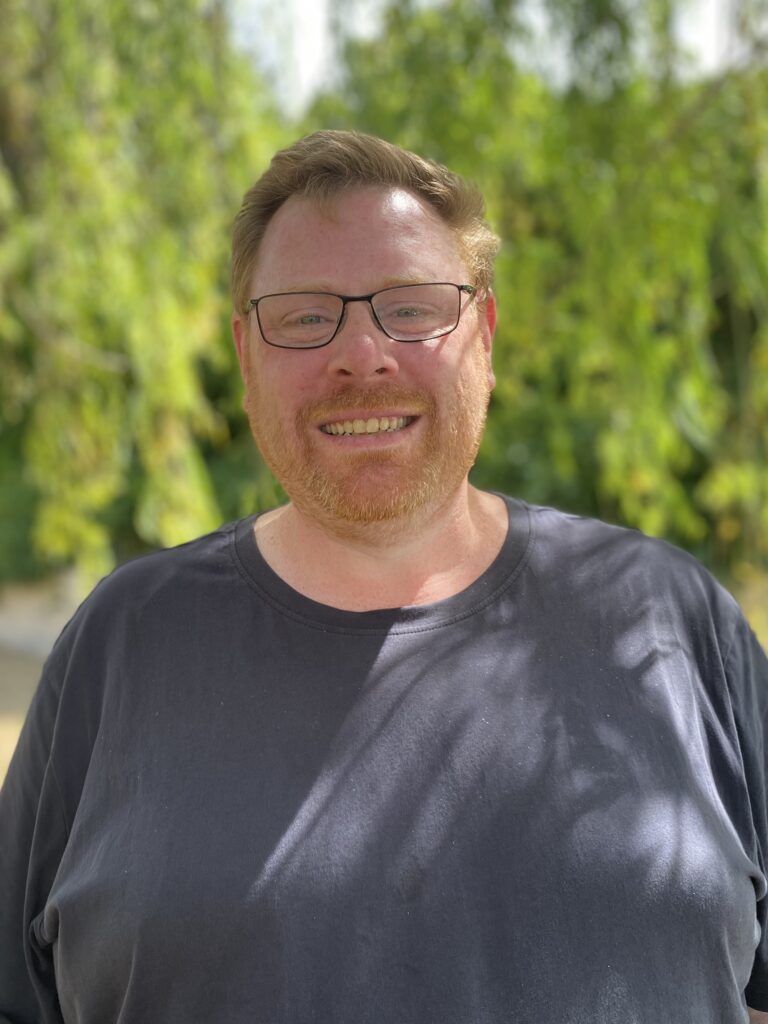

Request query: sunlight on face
[{"left": 239, "top": 187, "right": 494, "bottom": 528}]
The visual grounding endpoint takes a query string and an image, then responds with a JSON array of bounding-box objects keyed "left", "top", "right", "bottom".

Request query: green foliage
[
  {"left": 0, "top": 0, "right": 287, "bottom": 583},
  {"left": 1, "top": 0, "right": 766, "bottom": 590},
  {"left": 310, "top": 0, "right": 768, "bottom": 577},
  {"left": 0, "top": 424, "right": 42, "bottom": 581}
]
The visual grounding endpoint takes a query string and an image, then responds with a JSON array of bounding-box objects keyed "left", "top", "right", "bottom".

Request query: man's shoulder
[
  {"left": 99, "top": 519, "right": 240, "bottom": 596},
  {"left": 517, "top": 499, "right": 738, "bottom": 622},
  {"left": 51, "top": 520, "right": 247, "bottom": 655},
  {"left": 524, "top": 499, "right": 703, "bottom": 563}
]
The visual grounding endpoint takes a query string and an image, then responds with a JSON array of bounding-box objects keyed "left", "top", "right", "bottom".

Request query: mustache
[{"left": 300, "top": 385, "right": 434, "bottom": 422}]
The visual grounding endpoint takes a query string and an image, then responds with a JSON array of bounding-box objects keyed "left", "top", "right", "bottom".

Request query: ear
[{"left": 480, "top": 290, "right": 497, "bottom": 390}]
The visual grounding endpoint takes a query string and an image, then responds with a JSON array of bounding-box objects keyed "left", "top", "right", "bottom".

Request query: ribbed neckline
[{"left": 230, "top": 495, "right": 533, "bottom": 635}]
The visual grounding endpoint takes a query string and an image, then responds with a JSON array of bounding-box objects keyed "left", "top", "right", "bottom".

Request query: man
[{"left": 2, "top": 130, "right": 768, "bottom": 1023}]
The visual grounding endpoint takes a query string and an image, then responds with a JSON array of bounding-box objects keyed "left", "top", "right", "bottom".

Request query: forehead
[{"left": 251, "top": 186, "right": 467, "bottom": 294}]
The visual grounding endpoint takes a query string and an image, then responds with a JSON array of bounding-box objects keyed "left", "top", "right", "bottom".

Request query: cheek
[
  {"left": 455, "top": 335, "right": 491, "bottom": 386},
  {"left": 482, "top": 346, "right": 496, "bottom": 391},
  {"left": 245, "top": 352, "right": 322, "bottom": 414}
]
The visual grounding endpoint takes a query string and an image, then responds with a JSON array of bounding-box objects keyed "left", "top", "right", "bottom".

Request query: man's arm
[
  {"left": 0, "top": 669, "right": 65, "bottom": 1019},
  {"left": 748, "top": 1009, "right": 768, "bottom": 1022}
]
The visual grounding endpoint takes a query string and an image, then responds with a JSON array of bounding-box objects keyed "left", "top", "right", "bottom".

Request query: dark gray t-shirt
[{"left": 2, "top": 498, "right": 768, "bottom": 1023}]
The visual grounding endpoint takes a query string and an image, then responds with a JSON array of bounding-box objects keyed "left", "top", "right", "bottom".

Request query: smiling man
[{"left": 2, "top": 131, "right": 768, "bottom": 1024}]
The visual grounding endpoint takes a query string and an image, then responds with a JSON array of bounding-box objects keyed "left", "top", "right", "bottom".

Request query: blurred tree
[
  {"left": 0, "top": 0, "right": 286, "bottom": 582},
  {"left": 310, "top": 0, "right": 768, "bottom": 579},
  {"left": 1, "top": 0, "right": 766, "bottom": 595}
]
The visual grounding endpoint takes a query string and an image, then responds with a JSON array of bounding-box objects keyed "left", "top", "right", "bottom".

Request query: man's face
[{"left": 232, "top": 186, "right": 496, "bottom": 528}]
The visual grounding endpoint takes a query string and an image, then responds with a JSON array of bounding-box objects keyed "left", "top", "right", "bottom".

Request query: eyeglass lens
[{"left": 256, "top": 283, "right": 463, "bottom": 348}]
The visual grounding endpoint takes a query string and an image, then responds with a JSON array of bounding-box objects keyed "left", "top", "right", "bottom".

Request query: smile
[{"left": 320, "top": 416, "right": 414, "bottom": 436}]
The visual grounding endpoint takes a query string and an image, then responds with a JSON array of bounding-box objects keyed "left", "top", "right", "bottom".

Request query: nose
[{"left": 325, "top": 299, "right": 400, "bottom": 380}]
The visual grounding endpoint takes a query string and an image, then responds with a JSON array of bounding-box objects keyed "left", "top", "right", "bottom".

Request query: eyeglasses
[{"left": 247, "top": 282, "right": 477, "bottom": 350}]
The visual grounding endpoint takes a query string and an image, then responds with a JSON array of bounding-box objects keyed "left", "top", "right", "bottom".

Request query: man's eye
[
  {"left": 283, "top": 310, "right": 333, "bottom": 326},
  {"left": 394, "top": 306, "right": 424, "bottom": 318}
]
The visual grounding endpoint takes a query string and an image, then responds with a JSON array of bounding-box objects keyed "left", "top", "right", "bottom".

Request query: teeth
[{"left": 321, "top": 416, "right": 411, "bottom": 436}]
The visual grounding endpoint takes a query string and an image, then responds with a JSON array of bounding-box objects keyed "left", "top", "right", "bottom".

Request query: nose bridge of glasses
[{"left": 337, "top": 293, "right": 386, "bottom": 339}]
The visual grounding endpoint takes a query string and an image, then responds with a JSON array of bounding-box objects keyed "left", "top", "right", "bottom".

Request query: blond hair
[{"left": 231, "top": 129, "right": 500, "bottom": 314}]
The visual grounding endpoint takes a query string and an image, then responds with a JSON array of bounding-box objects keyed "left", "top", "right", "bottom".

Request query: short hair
[{"left": 231, "top": 129, "right": 500, "bottom": 314}]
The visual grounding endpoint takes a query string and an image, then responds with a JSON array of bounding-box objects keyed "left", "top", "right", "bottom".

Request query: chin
[
  {"left": 296, "top": 448, "right": 479, "bottom": 527},
  {"left": 298, "top": 467, "right": 436, "bottom": 525}
]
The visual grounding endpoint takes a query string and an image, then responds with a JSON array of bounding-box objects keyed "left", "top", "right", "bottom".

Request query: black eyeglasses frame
[{"left": 246, "top": 282, "right": 477, "bottom": 350}]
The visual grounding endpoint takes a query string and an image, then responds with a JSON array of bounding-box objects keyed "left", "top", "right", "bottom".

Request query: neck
[{"left": 253, "top": 484, "right": 508, "bottom": 612}]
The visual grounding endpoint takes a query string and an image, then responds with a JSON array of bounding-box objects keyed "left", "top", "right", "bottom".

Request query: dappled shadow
[
  {"left": 237, "top": 520, "right": 759, "bottom": 1021},
  {"left": 31, "top": 511, "right": 759, "bottom": 1022}
]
